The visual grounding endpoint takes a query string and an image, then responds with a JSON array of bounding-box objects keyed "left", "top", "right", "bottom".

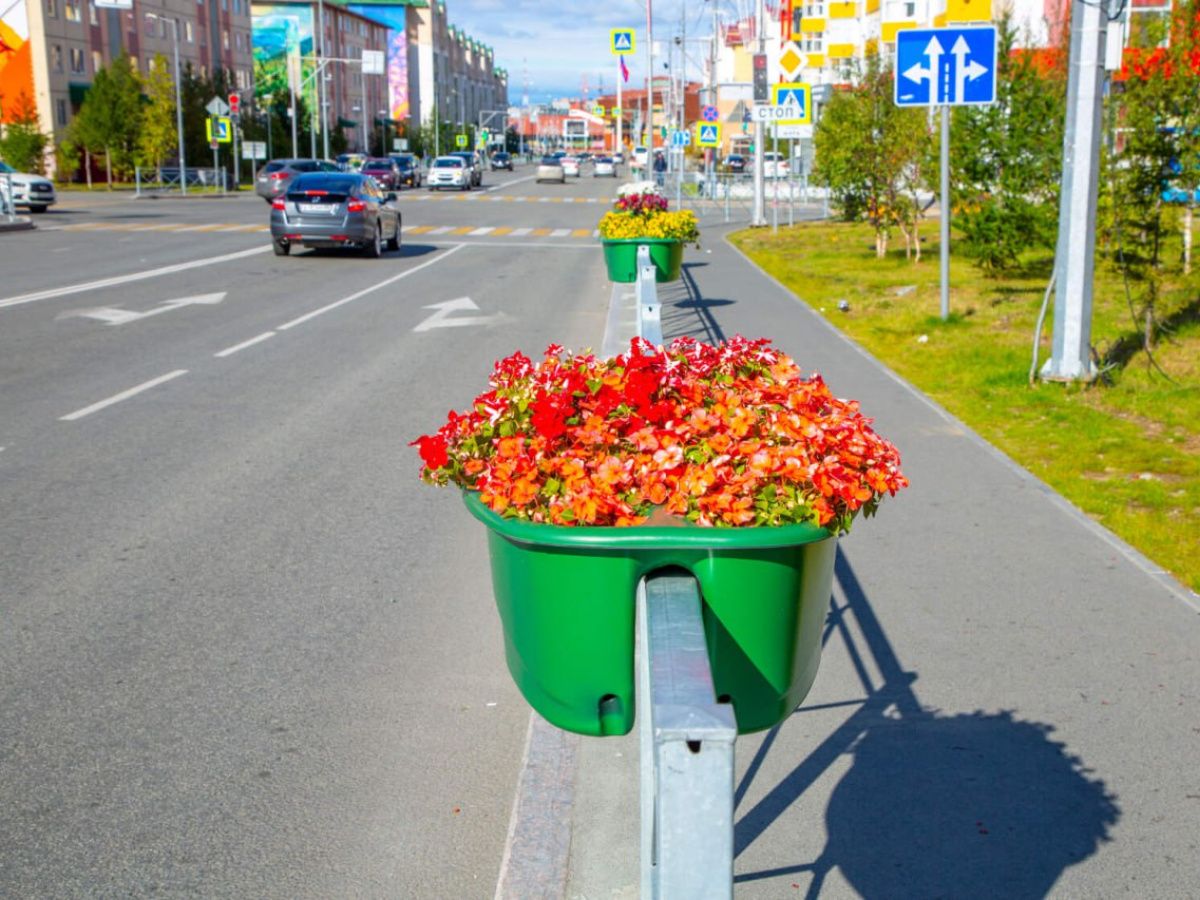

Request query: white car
[
  {"left": 593, "top": 157, "right": 617, "bottom": 177},
  {"left": 0, "top": 160, "right": 56, "bottom": 213},
  {"left": 762, "top": 151, "right": 788, "bottom": 180},
  {"left": 561, "top": 156, "right": 581, "bottom": 177},
  {"left": 427, "top": 156, "right": 471, "bottom": 191}
]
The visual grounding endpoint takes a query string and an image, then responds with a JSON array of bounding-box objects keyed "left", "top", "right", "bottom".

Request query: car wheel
[
  {"left": 386, "top": 219, "right": 401, "bottom": 252},
  {"left": 29, "top": 205, "right": 48, "bottom": 213},
  {"left": 363, "top": 224, "right": 382, "bottom": 259},
  {"left": 272, "top": 238, "right": 290, "bottom": 256}
]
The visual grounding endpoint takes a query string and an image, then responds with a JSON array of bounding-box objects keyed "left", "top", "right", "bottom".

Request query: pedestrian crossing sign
[
  {"left": 771, "top": 83, "right": 811, "bottom": 124},
  {"left": 696, "top": 123, "right": 721, "bottom": 147},
  {"left": 206, "top": 116, "right": 232, "bottom": 143},
  {"left": 611, "top": 29, "right": 635, "bottom": 55}
]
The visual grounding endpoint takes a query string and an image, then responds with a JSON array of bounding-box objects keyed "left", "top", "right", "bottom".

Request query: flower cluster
[
  {"left": 597, "top": 187, "right": 700, "bottom": 244},
  {"left": 412, "top": 337, "right": 909, "bottom": 531}
]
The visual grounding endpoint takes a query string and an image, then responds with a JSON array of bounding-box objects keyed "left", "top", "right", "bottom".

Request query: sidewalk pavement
[{"left": 562, "top": 224, "right": 1199, "bottom": 898}]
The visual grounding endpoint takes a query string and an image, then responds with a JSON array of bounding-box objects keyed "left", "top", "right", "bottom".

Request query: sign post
[{"left": 894, "top": 26, "right": 997, "bottom": 321}]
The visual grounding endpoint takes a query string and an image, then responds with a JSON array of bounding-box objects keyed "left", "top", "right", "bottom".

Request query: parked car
[
  {"left": 427, "top": 155, "right": 471, "bottom": 191},
  {"left": 535, "top": 156, "right": 566, "bottom": 184},
  {"left": 593, "top": 156, "right": 617, "bottom": 177},
  {"left": 255, "top": 158, "right": 340, "bottom": 202},
  {"left": 490, "top": 151, "right": 513, "bottom": 171},
  {"left": 448, "top": 151, "right": 483, "bottom": 186},
  {"left": 762, "top": 151, "right": 787, "bottom": 179},
  {"left": 613, "top": 152, "right": 625, "bottom": 164},
  {"left": 389, "top": 154, "right": 422, "bottom": 188},
  {"left": 724, "top": 154, "right": 747, "bottom": 174},
  {"left": 269, "top": 172, "right": 401, "bottom": 258},
  {"left": 0, "top": 160, "right": 56, "bottom": 213},
  {"left": 561, "top": 156, "right": 581, "bottom": 177},
  {"left": 360, "top": 157, "right": 403, "bottom": 191}
]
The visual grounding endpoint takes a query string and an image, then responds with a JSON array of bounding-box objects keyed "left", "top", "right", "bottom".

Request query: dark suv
[
  {"left": 490, "top": 151, "right": 513, "bottom": 171},
  {"left": 389, "top": 154, "right": 422, "bottom": 187},
  {"left": 254, "top": 158, "right": 340, "bottom": 201}
]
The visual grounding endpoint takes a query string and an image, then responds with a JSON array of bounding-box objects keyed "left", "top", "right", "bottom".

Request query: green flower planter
[
  {"left": 601, "top": 238, "right": 684, "bottom": 284},
  {"left": 464, "top": 493, "right": 837, "bottom": 737}
]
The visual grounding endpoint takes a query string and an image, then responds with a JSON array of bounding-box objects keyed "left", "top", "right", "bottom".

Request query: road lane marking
[
  {"left": 276, "top": 243, "right": 466, "bottom": 331},
  {"left": 0, "top": 246, "right": 270, "bottom": 311},
  {"left": 530, "top": 228, "right": 552, "bottom": 236},
  {"left": 549, "top": 228, "right": 571, "bottom": 238},
  {"left": 510, "top": 228, "right": 532, "bottom": 237},
  {"left": 215, "top": 331, "right": 276, "bottom": 357},
  {"left": 449, "top": 226, "right": 476, "bottom": 235},
  {"left": 60, "top": 370, "right": 189, "bottom": 421},
  {"left": 413, "top": 297, "right": 506, "bottom": 332}
]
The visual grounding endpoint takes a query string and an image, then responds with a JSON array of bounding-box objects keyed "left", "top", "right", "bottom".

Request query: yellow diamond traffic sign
[{"left": 779, "top": 42, "right": 807, "bottom": 78}]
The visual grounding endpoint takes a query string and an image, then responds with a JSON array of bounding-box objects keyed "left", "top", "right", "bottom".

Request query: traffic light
[
  {"left": 229, "top": 93, "right": 240, "bottom": 121},
  {"left": 753, "top": 53, "right": 769, "bottom": 102}
]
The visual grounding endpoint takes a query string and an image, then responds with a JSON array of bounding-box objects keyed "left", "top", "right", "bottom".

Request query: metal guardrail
[
  {"left": 1, "top": 173, "right": 14, "bottom": 218},
  {"left": 638, "top": 572, "right": 737, "bottom": 900}
]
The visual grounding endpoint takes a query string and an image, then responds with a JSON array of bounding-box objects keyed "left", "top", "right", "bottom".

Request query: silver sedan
[
  {"left": 269, "top": 172, "right": 401, "bottom": 258},
  {"left": 535, "top": 157, "right": 566, "bottom": 184}
]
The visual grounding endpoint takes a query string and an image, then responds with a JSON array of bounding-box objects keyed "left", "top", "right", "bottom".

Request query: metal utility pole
[
  {"left": 751, "top": 0, "right": 767, "bottom": 226},
  {"left": 646, "top": 2, "right": 655, "bottom": 158},
  {"left": 1043, "top": 0, "right": 1112, "bottom": 381},
  {"left": 168, "top": 18, "right": 186, "bottom": 195},
  {"left": 318, "top": 0, "right": 329, "bottom": 160}
]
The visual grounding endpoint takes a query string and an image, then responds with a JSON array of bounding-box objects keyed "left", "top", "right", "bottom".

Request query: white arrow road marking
[
  {"left": 413, "top": 297, "right": 507, "bottom": 332},
  {"left": 58, "top": 292, "right": 227, "bottom": 325}
]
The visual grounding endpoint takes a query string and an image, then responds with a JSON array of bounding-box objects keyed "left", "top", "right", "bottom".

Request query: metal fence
[
  {"left": 135, "top": 167, "right": 229, "bottom": 196},
  {"left": 657, "top": 168, "right": 830, "bottom": 229},
  {"left": 1, "top": 173, "right": 13, "bottom": 218}
]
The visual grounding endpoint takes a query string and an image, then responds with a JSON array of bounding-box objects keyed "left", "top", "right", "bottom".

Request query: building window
[
  {"left": 52, "top": 45, "right": 63, "bottom": 72},
  {"left": 222, "top": 29, "right": 229, "bottom": 49},
  {"left": 70, "top": 47, "right": 86, "bottom": 73},
  {"left": 144, "top": 13, "right": 156, "bottom": 36},
  {"left": 45, "top": 0, "right": 57, "bottom": 17},
  {"left": 92, "top": 49, "right": 102, "bottom": 72},
  {"left": 185, "top": 20, "right": 194, "bottom": 41},
  {"left": 57, "top": 99, "right": 68, "bottom": 125},
  {"left": 89, "top": 1, "right": 98, "bottom": 24},
  {"left": 66, "top": 0, "right": 81, "bottom": 21}
]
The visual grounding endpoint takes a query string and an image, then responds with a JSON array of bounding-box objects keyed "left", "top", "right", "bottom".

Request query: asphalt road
[{"left": 0, "top": 166, "right": 626, "bottom": 897}]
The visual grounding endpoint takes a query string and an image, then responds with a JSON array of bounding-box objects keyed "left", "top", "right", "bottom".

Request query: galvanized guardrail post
[
  {"left": 638, "top": 572, "right": 737, "bottom": 899},
  {"left": 635, "top": 244, "right": 663, "bottom": 346}
]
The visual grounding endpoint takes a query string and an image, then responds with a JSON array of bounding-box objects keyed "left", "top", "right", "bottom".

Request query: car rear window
[
  {"left": 287, "top": 174, "right": 361, "bottom": 195},
  {"left": 433, "top": 158, "right": 464, "bottom": 168}
]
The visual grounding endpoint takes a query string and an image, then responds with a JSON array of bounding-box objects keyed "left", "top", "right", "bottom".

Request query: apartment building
[{"left": 2, "top": 0, "right": 253, "bottom": 144}]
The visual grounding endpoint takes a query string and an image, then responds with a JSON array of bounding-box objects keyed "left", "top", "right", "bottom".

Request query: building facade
[{"left": 2, "top": 0, "right": 253, "bottom": 154}]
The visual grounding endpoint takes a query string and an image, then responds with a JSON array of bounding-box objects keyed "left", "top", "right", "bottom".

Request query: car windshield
[
  {"left": 392, "top": 156, "right": 415, "bottom": 167},
  {"left": 494, "top": 153, "right": 509, "bottom": 159},
  {"left": 287, "top": 174, "right": 361, "bottom": 195},
  {"left": 433, "top": 158, "right": 464, "bottom": 168}
]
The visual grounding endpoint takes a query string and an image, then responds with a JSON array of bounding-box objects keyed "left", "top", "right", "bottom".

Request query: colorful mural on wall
[
  {"left": 0, "top": 0, "right": 37, "bottom": 124},
  {"left": 346, "top": 4, "right": 408, "bottom": 124},
  {"left": 250, "top": 4, "right": 316, "bottom": 110}
]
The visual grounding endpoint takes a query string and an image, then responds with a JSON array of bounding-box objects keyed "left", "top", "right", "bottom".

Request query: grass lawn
[{"left": 730, "top": 218, "right": 1200, "bottom": 593}]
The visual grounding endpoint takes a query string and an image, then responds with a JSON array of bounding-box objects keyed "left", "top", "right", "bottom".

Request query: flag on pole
[{"left": 620, "top": 55, "right": 630, "bottom": 83}]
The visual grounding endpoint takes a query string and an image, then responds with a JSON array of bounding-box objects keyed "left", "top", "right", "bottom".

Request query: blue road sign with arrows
[{"left": 895, "top": 26, "right": 996, "bottom": 107}]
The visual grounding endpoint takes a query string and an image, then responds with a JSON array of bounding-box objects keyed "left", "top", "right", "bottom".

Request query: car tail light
[
  {"left": 346, "top": 200, "right": 367, "bottom": 212},
  {"left": 271, "top": 198, "right": 286, "bottom": 210},
  {"left": 269, "top": 172, "right": 289, "bottom": 181}
]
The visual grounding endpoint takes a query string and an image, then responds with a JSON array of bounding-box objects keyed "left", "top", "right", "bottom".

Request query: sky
[{"left": 442, "top": 0, "right": 757, "bottom": 106}]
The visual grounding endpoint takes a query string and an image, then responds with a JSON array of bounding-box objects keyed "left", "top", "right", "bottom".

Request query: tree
[
  {"left": 813, "top": 53, "right": 930, "bottom": 258},
  {"left": 74, "top": 55, "right": 143, "bottom": 187},
  {"left": 0, "top": 92, "right": 49, "bottom": 173},
  {"left": 947, "top": 17, "right": 1068, "bottom": 270},
  {"left": 138, "top": 53, "right": 178, "bottom": 176}
]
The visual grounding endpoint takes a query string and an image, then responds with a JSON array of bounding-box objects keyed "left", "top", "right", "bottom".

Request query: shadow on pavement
[{"left": 732, "top": 548, "right": 1120, "bottom": 897}]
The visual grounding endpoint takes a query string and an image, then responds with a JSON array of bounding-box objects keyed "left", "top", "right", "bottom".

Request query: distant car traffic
[
  {"left": 593, "top": 156, "right": 617, "bottom": 177},
  {"left": 269, "top": 172, "right": 401, "bottom": 258},
  {"left": 360, "top": 157, "right": 402, "bottom": 191},
  {"left": 389, "top": 154, "right": 422, "bottom": 188},
  {"left": 535, "top": 156, "right": 566, "bottom": 184},
  {"left": 561, "top": 156, "right": 581, "bottom": 177},
  {"left": 254, "top": 158, "right": 340, "bottom": 202},
  {"left": 762, "top": 152, "right": 787, "bottom": 179},
  {"left": 448, "top": 151, "right": 483, "bottom": 186},
  {"left": 0, "top": 160, "right": 56, "bottom": 212},
  {"left": 724, "top": 154, "right": 746, "bottom": 174},
  {"left": 427, "top": 156, "right": 471, "bottom": 191},
  {"left": 490, "top": 151, "right": 513, "bottom": 171}
]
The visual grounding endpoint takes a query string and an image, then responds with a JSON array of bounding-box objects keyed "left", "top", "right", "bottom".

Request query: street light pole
[{"left": 168, "top": 18, "right": 186, "bottom": 195}]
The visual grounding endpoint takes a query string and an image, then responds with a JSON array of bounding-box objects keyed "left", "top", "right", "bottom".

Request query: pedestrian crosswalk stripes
[{"left": 58, "top": 221, "right": 603, "bottom": 239}]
